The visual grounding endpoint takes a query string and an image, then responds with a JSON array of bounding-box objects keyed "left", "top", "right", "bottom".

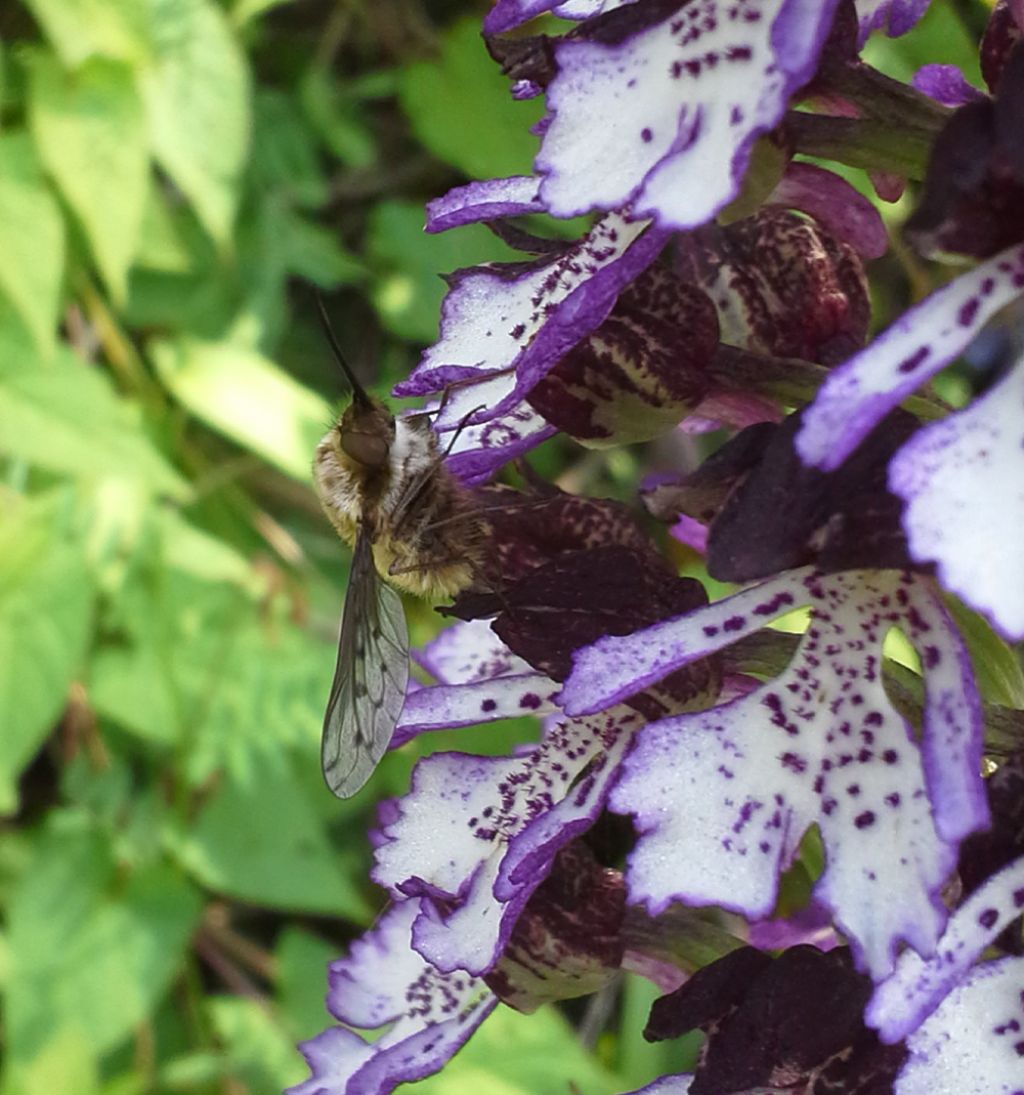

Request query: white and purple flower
[{"left": 291, "top": 2, "right": 1024, "bottom": 1092}]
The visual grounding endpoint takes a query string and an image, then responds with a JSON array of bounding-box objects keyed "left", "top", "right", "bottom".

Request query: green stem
[{"left": 786, "top": 112, "right": 937, "bottom": 180}]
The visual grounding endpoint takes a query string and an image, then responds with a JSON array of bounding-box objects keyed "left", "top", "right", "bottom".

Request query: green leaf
[
  {"left": 141, "top": 0, "right": 250, "bottom": 247},
  {"left": 0, "top": 308, "right": 187, "bottom": 496},
  {"left": 277, "top": 209, "right": 365, "bottom": 289},
  {"left": 417, "top": 1003, "right": 621, "bottom": 1095},
  {"left": 134, "top": 180, "right": 194, "bottom": 273},
  {"left": 207, "top": 997, "right": 306, "bottom": 1091},
  {"left": 6, "top": 813, "right": 203, "bottom": 1062},
  {"left": 0, "top": 133, "right": 64, "bottom": 357},
  {"left": 28, "top": 53, "right": 148, "bottom": 303},
  {"left": 230, "top": 197, "right": 364, "bottom": 350},
  {"left": 251, "top": 88, "right": 328, "bottom": 209},
  {"left": 275, "top": 927, "right": 340, "bottom": 1042},
  {"left": 173, "top": 754, "right": 371, "bottom": 920},
  {"left": 149, "top": 336, "right": 331, "bottom": 480},
  {"left": 156, "top": 508, "right": 259, "bottom": 589},
  {"left": 367, "top": 200, "right": 518, "bottom": 343},
  {"left": 6, "top": 1025, "right": 101, "bottom": 1095},
  {"left": 617, "top": 974, "right": 700, "bottom": 1088},
  {"left": 398, "top": 18, "right": 543, "bottom": 179},
  {"left": 0, "top": 508, "right": 93, "bottom": 814},
  {"left": 21, "top": 0, "right": 151, "bottom": 68},
  {"left": 231, "top": 0, "right": 295, "bottom": 27},
  {"left": 944, "top": 595, "right": 1024, "bottom": 709},
  {"left": 90, "top": 643, "right": 180, "bottom": 747},
  {"left": 299, "top": 66, "right": 378, "bottom": 170}
]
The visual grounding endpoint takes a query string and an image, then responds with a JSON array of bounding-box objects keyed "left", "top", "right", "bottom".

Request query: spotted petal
[
  {"left": 398, "top": 621, "right": 559, "bottom": 748},
  {"left": 795, "top": 240, "right": 1024, "bottom": 471},
  {"left": 866, "top": 855, "right": 1024, "bottom": 1042},
  {"left": 288, "top": 900, "right": 497, "bottom": 1095},
  {"left": 566, "top": 568, "right": 987, "bottom": 980},
  {"left": 535, "top": 0, "right": 840, "bottom": 226},
  {"left": 442, "top": 399, "right": 558, "bottom": 485},
  {"left": 414, "top": 619, "right": 534, "bottom": 685},
  {"left": 893, "top": 958, "right": 1024, "bottom": 1094},
  {"left": 373, "top": 707, "right": 641, "bottom": 975},
  {"left": 889, "top": 356, "right": 1024, "bottom": 640},
  {"left": 484, "top": 0, "right": 628, "bottom": 34},
  {"left": 393, "top": 675, "right": 560, "bottom": 748},
  {"left": 424, "top": 176, "right": 545, "bottom": 233},
  {"left": 395, "top": 213, "right": 670, "bottom": 427}
]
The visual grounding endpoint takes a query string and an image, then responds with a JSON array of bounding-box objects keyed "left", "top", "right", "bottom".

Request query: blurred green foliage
[{"left": 0, "top": 1, "right": 1000, "bottom": 1093}]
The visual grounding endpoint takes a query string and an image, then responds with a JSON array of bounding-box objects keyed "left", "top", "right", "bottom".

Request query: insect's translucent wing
[{"left": 322, "top": 529, "right": 409, "bottom": 798}]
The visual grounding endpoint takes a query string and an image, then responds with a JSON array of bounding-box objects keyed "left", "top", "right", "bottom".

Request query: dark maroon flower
[{"left": 646, "top": 945, "right": 908, "bottom": 1094}]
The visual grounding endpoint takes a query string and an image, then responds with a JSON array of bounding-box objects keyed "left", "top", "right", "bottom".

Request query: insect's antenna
[{"left": 314, "top": 292, "right": 372, "bottom": 408}]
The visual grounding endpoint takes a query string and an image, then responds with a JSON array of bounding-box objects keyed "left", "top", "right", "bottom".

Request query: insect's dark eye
[{"left": 341, "top": 427, "right": 389, "bottom": 468}]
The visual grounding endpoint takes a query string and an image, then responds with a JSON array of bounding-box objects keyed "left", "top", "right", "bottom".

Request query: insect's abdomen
[{"left": 372, "top": 536, "right": 476, "bottom": 599}]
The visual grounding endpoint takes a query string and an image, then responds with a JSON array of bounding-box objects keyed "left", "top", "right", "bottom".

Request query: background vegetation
[{"left": 0, "top": 1, "right": 991, "bottom": 1092}]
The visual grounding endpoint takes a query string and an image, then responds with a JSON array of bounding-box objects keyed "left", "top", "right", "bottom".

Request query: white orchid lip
[
  {"left": 534, "top": 0, "right": 841, "bottom": 227},
  {"left": 287, "top": 899, "right": 497, "bottom": 1095},
  {"left": 565, "top": 568, "right": 987, "bottom": 980}
]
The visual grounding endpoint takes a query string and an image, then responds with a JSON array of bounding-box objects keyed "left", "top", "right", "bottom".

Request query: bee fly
[{"left": 312, "top": 298, "right": 485, "bottom": 798}]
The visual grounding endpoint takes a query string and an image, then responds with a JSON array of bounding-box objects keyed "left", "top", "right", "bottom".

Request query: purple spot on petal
[
  {"left": 723, "top": 615, "right": 746, "bottom": 632},
  {"left": 520, "top": 693, "right": 541, "bottom": 710},
  {"left": 897, "top": 347, "right": 929, "bottom": 374},
  {"left": 780, "top": 752, "right": 807, "bottom": 774},
  {"left": 641, "top": 127, "right": 653, "bottom": 143},
  {"left": 979, "top": 907, "right": 999, "bottom": 929},
  {"left": 958, "top": 298, "right": 980, "bottom": 326},
  {"left": 481, "top": 699, "right": 497, "bottom": 713},
  {"left": 854, "top": 810, "right": 876, "bottom": 829}
]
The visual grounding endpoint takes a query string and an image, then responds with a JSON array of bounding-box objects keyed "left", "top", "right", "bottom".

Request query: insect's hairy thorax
[{"left": 313, "top": 413, "right": 482, "bottom": 600}]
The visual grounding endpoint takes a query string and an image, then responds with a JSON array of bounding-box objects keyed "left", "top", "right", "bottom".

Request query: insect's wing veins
[{"left": 322, "top": 528, "right": 409, "bottom": 798}]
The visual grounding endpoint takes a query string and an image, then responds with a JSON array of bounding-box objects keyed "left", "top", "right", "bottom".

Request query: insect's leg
[
  {"left": 410, "top": 495, "right": 561, "bottom": 538},
  {"left": 440, "top": 402, "right": 487, "bottom": 458},
  {"left": 387, "top": 554, "right": 470, "bottom": 578}
]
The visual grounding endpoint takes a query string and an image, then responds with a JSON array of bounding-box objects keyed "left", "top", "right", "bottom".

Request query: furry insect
[{"left": 312, "top": 298, "right": 485, "bottom": 798}]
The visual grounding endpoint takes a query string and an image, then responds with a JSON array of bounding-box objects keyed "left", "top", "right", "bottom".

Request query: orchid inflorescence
[{"left": 292, "top": 2, "right": 1024, "bottom": 1092}]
